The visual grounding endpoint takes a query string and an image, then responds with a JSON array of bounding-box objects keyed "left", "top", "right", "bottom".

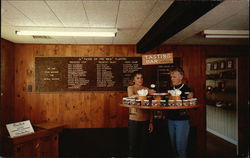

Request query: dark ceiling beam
[{"left": 136, "top": 0, "right": 222, "bottom": 53}]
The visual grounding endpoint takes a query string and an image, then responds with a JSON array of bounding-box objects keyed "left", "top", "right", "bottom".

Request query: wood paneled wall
[
  {"left": 13, "top": 44, "right": 143, "bottom": 128},
  {"left": 11, "top": 44, "right": 210, "bottom": 129},
  {"left": 10, "top": 44, "right": 208, "bottom": 157},
  {"left": 1, "top": 39, "right": 15, "bottom": 134},
  {"left": 1, "top": 39, "right": 248, "bottom": 157}
]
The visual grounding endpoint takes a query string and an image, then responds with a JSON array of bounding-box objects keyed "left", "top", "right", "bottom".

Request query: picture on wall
[
  {"left": 226, "top": 60, "right": 234, "bottom": 69},
  {"left": 219, "top": 60, "right": 226, "bottom": 70},
  {"left": 206, "top": 62, "right": 212, "bottom": 71},
  {"left": 212, "top": 62, "right": 218, "bottom": 70}
]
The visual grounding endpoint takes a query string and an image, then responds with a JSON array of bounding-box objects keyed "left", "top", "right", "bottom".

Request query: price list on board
[{"left": 35, "top": 57, "right": 142, "bottom": 92}]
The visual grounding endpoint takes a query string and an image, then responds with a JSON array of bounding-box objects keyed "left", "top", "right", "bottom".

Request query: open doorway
[{"left": 205, "top": 57, "right": 238, "bottom": 154}]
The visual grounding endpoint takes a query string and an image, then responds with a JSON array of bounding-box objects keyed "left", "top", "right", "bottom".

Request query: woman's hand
[{"left": 148, "top": 122, "right": 153, "bottom": 133}]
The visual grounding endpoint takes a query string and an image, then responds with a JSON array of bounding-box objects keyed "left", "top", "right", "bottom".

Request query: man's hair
[{"left": 169, "top": 67, "right": 184, "bottom": 76}]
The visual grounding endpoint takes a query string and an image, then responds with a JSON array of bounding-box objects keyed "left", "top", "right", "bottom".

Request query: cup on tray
[{"left": 169, "top": 96, "right": 181, "bottom": 100}]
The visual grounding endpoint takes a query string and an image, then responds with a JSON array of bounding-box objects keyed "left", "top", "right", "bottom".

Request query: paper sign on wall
[
  {"left": 6, "top": 120, "right": 35, "bottom": 138},
  {"left": 142, "top": 53, "right": 173, "bottom": 65}
]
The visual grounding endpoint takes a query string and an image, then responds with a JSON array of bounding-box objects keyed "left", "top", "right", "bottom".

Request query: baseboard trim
[{"left": 207, "top": 128, "right": 238, "bottom": 145}]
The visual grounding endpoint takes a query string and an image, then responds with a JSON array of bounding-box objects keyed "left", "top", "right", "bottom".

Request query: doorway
[{"left": 205, "top": 57, "right": 238, "bottom": 148}]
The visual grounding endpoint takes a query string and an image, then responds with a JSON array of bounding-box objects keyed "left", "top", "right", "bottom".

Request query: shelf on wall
[
  {"left": 206, "top": 104, "right": 236, "bottom": 111},
  {"left": 206, "top": 89, "right": 236, "bottom": 94},
  {"left": 206, "top": 78, "right": 236, "bottom": 80}
]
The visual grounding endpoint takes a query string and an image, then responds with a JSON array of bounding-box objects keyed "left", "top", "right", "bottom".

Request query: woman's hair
[
  {"left": 169, "top": 67, "right": 184, "bottom": 76},
  {"left": 131, "top": 71, "right": 143, "bottom": 79}
]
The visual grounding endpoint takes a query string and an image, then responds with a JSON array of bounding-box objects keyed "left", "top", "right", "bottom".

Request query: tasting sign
[{"left": 142, "top": 53, "right": 173, "bottom": 65}]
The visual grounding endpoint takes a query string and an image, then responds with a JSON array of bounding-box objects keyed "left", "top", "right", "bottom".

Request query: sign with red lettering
[{"left": 142, "top": 53, "right": 173, "bottom": 65}]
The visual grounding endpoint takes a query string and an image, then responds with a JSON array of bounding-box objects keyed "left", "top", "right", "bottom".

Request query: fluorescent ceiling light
[
  {"left": 204, "top": 30, "right": 249, "bottom": 39},
  {"left": 205, "top": 34, "right": 249, "bottom": 39},
  {"left": 15, "top": 28, "right": 117, "bottom": 37}
]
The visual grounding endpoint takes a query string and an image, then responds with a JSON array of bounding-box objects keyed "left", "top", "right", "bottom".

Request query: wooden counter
[
  {"left": 120, "top": 104, "right": 203, "bottom": 110},
  {"left": 2, "top": 122, "right": 65, "bottom": 158}
]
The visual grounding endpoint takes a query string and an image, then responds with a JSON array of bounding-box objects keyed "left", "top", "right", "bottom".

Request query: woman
[
  {"left": 127, "top": 71, "right": 155, "bottom": 158},
  {"left": 167, "top": 67, "right": 193, "bottom": 158}
]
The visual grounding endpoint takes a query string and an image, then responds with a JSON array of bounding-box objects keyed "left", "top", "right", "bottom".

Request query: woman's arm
[
  {"left": 148, "top": 89, "right": 156, "bottom": 95},
  {"left": 127, "top": 86, "right": 138, "bottom": 98}
]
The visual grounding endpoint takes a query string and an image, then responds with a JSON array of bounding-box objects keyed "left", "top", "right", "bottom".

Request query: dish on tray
[{"left": 151, "top": 93, "right": 168, "bottom": 96}]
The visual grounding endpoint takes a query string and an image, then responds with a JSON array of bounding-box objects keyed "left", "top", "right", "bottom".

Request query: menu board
[{"left": 35, "top": 57, "right": 180, "bottom": 92}]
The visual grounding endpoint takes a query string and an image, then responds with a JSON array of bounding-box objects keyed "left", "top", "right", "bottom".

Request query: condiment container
[
  {"left": 168, "top": 100, "right": 175, "bottom": 106},
  {"left": 160, "top": 100, "right": 167, "bottom": 107},
  {"left": 152, "top": 100, "right": 158, "bottom": 106},
  {"left": 192, "top": 98, "right": 197, "bottom": 105},
  {"left": 122, "top": 98, "right": 128, "bottom": 104},
  {"left": 176, "top": 100, "right": 182, "bottom": 106},
  {"left": 135, "top": 100, "right": 141, "bottom": 106},
  {"left": 143, "top": 100, "right": 150, "bottom": 106},
  {"left": 129, "top": 98, "right": 136, "bottom": 105},
  {"left": 182, "top": 99, "right": 189, "bottom": 106}
]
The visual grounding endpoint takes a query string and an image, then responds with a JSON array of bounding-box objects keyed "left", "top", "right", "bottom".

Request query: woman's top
[
  {"left": 167, "top": 83, "right": 193, "bottom": 120},
  {"left": 127, "top": 85, "right": 151, "bottom": 121}
]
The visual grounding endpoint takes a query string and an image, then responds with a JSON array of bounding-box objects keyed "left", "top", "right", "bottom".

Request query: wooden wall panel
[
  {"left": 1, "top": 40, "right": 248, "bottom": 157},
  {"left": 236, "top": 55, "right": 249, "bottom": 157},
  {"left": 12, "top": 44, "right": 247, "bottom": 128},
  {"left": 0, "top": 39, "right": 15, "bottom": 132},
  {"left": 13, "top": 44, "right": 140, "bottom": 128}
]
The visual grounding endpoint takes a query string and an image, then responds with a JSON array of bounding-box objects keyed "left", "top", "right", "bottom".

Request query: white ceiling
[{"left": 1, "top": 0, "right": 249, "bottom": 46}]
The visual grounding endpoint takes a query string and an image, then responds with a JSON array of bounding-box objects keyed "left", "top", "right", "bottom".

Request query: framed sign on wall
[{"left": 35, "top": 57, "right": 180, "bottom": 92}]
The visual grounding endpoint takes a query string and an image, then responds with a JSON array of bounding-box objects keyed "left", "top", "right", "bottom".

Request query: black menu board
[{"left": 35, "top": 57, "right": 180, "bottom": 92}]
